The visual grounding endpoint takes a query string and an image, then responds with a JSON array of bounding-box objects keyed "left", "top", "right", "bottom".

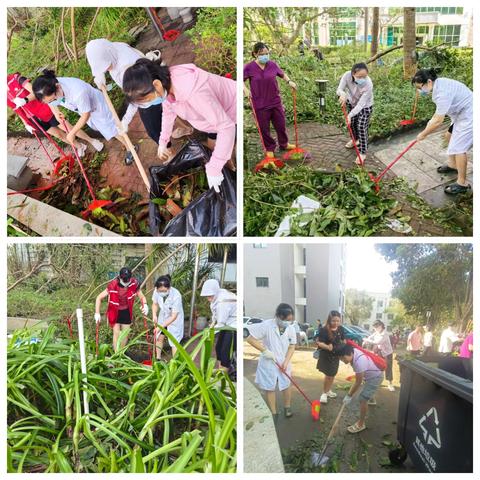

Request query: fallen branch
[
  {"left": 70, "top": 7, "right": 78, "bottom": 62},
  {"left": 7, "top": 262, "right": 52, "bottom": 292},
  {"left": 366, "top": 42, "right": 448, "bottom": 64},
  {"left": 86, "top": 7, "right": 101, "bottom": 44}
]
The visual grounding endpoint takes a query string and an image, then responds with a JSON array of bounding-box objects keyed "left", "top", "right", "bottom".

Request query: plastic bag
[{"left": 149, "top": 140, "right": 237, "bottom": 236}]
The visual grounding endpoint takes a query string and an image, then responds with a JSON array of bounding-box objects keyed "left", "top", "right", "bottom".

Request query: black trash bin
[{"left": 390, "top": 357, "right": 473, "bottom": 473}]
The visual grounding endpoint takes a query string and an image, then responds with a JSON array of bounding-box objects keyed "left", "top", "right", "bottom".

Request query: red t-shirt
[{"left": 7, "top": 73, "right": 54, "bottom": 126}]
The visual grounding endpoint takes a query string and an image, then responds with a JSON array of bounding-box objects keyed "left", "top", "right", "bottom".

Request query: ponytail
[
  {"left": 32, "top": 69, "right": 58, "bottom": 101},
  {"left": 411, "top": 67, "right": 440, "bottom": 85}
]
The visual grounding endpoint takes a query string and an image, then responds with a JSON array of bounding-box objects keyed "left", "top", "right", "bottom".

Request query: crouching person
[
  {"left": 245, "top": 303, "right": 296, "bottom": 423},
  {"left": 338, "top": 343, "right": 384, "bottom": 433}
]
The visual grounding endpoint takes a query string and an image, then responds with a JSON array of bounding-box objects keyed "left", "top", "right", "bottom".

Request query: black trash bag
[{"left": 149, "top": 139, "right": 237, "bottom": 236}]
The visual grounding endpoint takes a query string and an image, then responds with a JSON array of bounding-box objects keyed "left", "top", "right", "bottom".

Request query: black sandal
[
  {"left": 124, "top": 144, "right": 139, "bottom": 166},
  {"left": 437, "top": 165, "right": 458, "bottom": 174},
  {"left": 444, "top": 183, "right": 471, "bottom": 195}
]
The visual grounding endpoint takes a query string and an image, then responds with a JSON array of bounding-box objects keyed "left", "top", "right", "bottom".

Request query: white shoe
[
  {"left": 367, "top": 398, "right": 377, "bottom": 406},
  {"left": 92, "top": 139, "right": 104, "bottom": 152},
  {"left": 75, "top": 143, "right": 87, "bottom": 158},
  {"left": 356, "top": 153, "right": 366, "bottom": 165},
  {"left": 345, "top": 139, "right": 359, "bottom": 149},
  {"left": 387, "top": 384, "right": 395, "bottom": 392},
  {"left": 326, "top": 390, "right": 337, "bottom": 398},
  {"left": 320, "top": 393, "right": 328, "bottom": 404}
]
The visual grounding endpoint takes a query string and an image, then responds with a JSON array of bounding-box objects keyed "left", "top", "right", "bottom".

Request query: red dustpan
[
  {"left": 399, "top": 90, "right": 419, "bottom": 126},
  {"left": 62, "top": 120, "right": 114, "bottom": 216},
  {"left": 283, "top": 88, "right": 310, "bottom": 161},
  {"left": 275, "top": 362, "right": 321, "bottom": 420},
  {"left": 249, "top": 96, "right": 285, "bottom": 173}
]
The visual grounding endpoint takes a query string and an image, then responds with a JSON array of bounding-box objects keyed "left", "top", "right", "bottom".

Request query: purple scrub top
[{"left": 244, "top": 60, "right": 285, "bottom": 110}]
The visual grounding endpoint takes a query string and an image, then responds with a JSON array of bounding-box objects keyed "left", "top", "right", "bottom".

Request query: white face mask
[
  {"left": 277, "top": 318, "right": 292, "bottom": 329},
  {"left": 119, "top": 279, "right": 130, "bottom": 287},
  {"left": 158, "top": 290, "right": 169, "bottom": 298}
]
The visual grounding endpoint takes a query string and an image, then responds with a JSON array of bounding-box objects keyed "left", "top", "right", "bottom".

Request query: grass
[{"left": 7, "top": 323, "right": 236, "bottom": 473}]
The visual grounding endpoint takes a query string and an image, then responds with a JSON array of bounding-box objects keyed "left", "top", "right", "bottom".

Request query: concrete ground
[{"left": 244, "top": 342, "right": 416, "bottom": 473}]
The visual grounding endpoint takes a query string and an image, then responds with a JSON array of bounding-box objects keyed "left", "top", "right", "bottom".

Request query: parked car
[
  {"left": 342, "top": 325, "right": 368, "bottom": 344},
  {"left": 243, "top": 317, "right": 264, "bottom": 338},
  {"left": 349, "top": 325, "right": 372, "bottom": 337}
]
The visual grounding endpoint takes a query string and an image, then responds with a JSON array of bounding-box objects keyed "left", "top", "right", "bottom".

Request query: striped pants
[{"left": 347, "top": 102, "right": 373, "bottom": 154}]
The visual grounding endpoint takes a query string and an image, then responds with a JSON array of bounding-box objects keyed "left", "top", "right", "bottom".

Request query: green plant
[{"left": 7, "top": 324, "right": 236, "bottom": 473}]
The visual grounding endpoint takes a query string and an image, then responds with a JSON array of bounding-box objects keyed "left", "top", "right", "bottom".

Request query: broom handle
[
  {"left": 341, "top": 102, "right": 364, "bottom": 166},
  {"left": 275, "top": 361, "right": 313, "bottom": 405},
  {"left": 318, "top": 403, "right": 346, "bottom": 461},
  {"left": 292, "top": 88, "right": 299, "bottom": 148},
  {"left": 100, "top": 85, "right": 151, "bottom": 191},
  {"left": 375, "top": 140, "right": 418, "bottom": 182},
  {"left": 248, "top": 95, "right": 268, "bottom": 153},
  {"left": 411, "top": 90, "right": 419, "bottom": 120}
]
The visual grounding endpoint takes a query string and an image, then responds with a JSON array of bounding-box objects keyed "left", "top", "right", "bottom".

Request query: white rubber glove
[
  {"left": 207, "top": 173, "right": 224, "bottom": 193},
  {"left": 94, "top": 313, "right": 101, "bottom": 324},
  {"left": 338, "top": 93, "right": 347, "bottom": 105},
  {"left": 25, "top": 124, "right": 36, "bottom": 134},
  {"left": 13, "top": 97, "right": 27, "bottom": 108},
  {"left": 141, "top": 303, "right": 149, "bottom": 316},
  {"left": 116, "top": 122, "right": 128, "bottom": 136},
  {"left": 288, "top": 80, "right": 297, "bottom": 90},
  {"left": 261, "top": 349, "right": 276, "bottom": 361},
  {"left": 94, "top": 73, "right": 106, "bottom": 89},
  {"left": 343, "top": 395, "right": 352, "bottom": 405},
  {"left": 157, "top": 143, "right": 171, "bottom": 161}
]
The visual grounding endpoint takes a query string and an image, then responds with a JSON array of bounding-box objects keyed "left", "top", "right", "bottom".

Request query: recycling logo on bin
[{"left": 418, "top": 407, "right": 441, "bottom": 448}]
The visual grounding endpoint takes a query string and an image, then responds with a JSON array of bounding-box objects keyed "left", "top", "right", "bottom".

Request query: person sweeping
[
  {"left": 32, "top": 69, "right": 131, "bottom": 161},
  {"left": 122, "top": 59, "right": 236, "bottom": 193},
  {"left": 337, "top": 62, "right": 374, "bottom": 165},
  {"left": 86, "top": 38, "right": 193, "bottom": 164},
  {"left": 7, "top": 72, "right": 95, "bottom": 157},
  {"left": 245, "top": 303, "right": 297, "bottom": 423},
  {"left": 412, "top": 68, "right": 472, "bottom": 195},
  {"left": 338, "top": 343, "right": 384, "bottom": 434},
  {"left": 95, "top": 267, "right": 148, "bottom": 352},
  {"left": 200, "top": 279, "right": 237, "bottom": 373},
  {"left": 151, "top": 275, "right": 184, "bottom": 360},
  {"left": 243, "top": 42, "right": 297, "bottom": 159}
]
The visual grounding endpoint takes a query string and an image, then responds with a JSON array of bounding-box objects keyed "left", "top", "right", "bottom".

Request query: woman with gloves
[
  {"left": 122, "top": 59, "right": 236, "bottom": 193},
  {"left": 412, "top": 68, "right": 472, "bottom": 195},
  {"left": 85, "top": 38, "right": 192, "bottom": 165},
  {"left": 243, "top": 42, "right": 297, "bottom": 158},
  {"left": 338, "top": 343, "right": 384, "bottom": 434},
  {"left": 94, "top": 267, "right": 148, "bottom": 352},
  {"left": 32, "top": 69, "right": 129, "bottom": 161},
  {"left": 200, "top": 279, "right": 237, "bottom": 372},
  {"left": 151, "top": 275, "right": 184, "bottom": 360},
  {"left": 336, "top": 62, "right": 374, "bottom": 165},
  {"left": 245, "top": 303, "right": 297, "bottom": 422},
  {"left": 7, "top": 72, "right": 95, "bottom": 157}
]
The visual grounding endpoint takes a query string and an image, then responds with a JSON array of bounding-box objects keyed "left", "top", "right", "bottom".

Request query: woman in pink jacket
[{"left": 122, "top": 59, "right": 236, "bottom": 192}]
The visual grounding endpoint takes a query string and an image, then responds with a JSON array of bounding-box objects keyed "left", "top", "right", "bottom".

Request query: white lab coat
[
  {"left": 432, "top": 78, "right": 473, "bottom": 155},
  {"left": 86, "top": 39, "right": 144, "bottom": 126},
  {"left": 247, "top": 318, "right": 297, "bottom": 391},
  {"left": 438, "top": 327, "right": 460, "bottom": 353},
  {"left": 57, "top": 77, "right": 118, "bottom": 140},
  {"left": 152, "top": 287, "right": 184, "bottom": 347},
  {"left": 211, "top": 289, "right": 237, "bottom": 329}
]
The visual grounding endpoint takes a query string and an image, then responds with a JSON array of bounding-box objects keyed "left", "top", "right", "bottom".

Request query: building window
[
  {"left": 376, "top": 313, "right": 383, "bottom": 320},
  {"left": 433, "top": 25, "right": 461, "bottom": 46},
  {"left": 253, "top": 244, "right": 267, "bottom": 249},
  {"left": 256, "top": 277, "right": 269, "bottom": 288},
  {"left": 387, "top": 313, "right": 394, "bottom": 320},
  {"left": 363, "top": 324, "right": 370, "bottom": 330},
  {"left": 386, "top": 26, "right": 403, "bottom": 46},
  {"left": 377, "top": 300, "right": 384, "bottom": 308},
  {"left": 416, "top": 7, "right": 463, "bottom": 15},
  {"left": 386, "top": 325, "right": 392, "bottom": 332},
  {"left": 330, "top": 21, "right": 356, "bottom": 46}
]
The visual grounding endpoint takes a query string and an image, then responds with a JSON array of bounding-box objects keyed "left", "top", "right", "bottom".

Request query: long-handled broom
[{"left": 282, "top": 88, "right": 310, "bottom": 161}]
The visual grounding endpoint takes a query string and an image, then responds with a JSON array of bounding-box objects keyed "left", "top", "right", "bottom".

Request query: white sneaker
[
  {"left": 326, "top": 390, "right": 337, "bottom": 398},
  {"left": 367, "top": 398, "right": 377, "bottom": 406},
  {"left": 75, "top": 143, "right": 87, "bottom": 158},
  {"left": 92, "top": 139, "right": 104, "bottom": 152},
  {"left": 320, "top": 393, "right": 328, "bottom": 404},
  {"left": 345, "top": 139, "right": 359, "bottom": 149},
  {"left": 387, "top": 384, "right": 395, "bottom": 392}
]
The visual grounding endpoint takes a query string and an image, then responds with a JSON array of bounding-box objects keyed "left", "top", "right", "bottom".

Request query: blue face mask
[
  {"left": 137, "top": 91, "right": 167, "bottom": 109},
  {"left": 355, "top": 77, "right": 367, "bottom": 86},
  {"left": 49, "top": 96, "right": 64, "bottom": 107},
  {"left": 419, "top": 86, "right": 430, "bottom": 96},
  {"left": 257, "top": 54, "right": 270, "bottom": 64}
]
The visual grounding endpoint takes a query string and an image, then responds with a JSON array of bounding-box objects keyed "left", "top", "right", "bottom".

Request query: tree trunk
[
  {"left": 70, "top": 7, "right": 78, "bottom": 62},
  {"left": 364, "top": 8, "right": 369, "bottom": 51},
  {"left": 371, "top": 7, "right": 379, "bottom": 57},
  {"left": 403, "top": 7, "right": 417, "bottom": 79}
]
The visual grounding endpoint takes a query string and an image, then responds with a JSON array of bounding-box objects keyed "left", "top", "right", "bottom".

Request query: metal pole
[
  {"left": 188, "top": 245, "right": 200, "bottom": 337},
  {"left": 75, "top": 307, "right": 89, "bottom": 415},
  {"left": 220, "top": 246, "right": 228, "bottom": 287}
]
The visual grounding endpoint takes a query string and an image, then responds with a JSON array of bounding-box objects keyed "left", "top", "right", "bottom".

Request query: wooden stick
[
  {"left": 318, "top": 403, "right": 346, "bottom": 463},
  {"left": 100, "top": 85, "right": 151, "bottom": 191}
]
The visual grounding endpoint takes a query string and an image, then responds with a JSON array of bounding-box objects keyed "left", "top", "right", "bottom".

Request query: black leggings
[
  {"left": 138, "top": 102, "right": 163, "bottom": 144},
  {"left": 215, "top": 330, "right": 236, "bottom": 368},
  {"left": 385, "top": 353, "right": 393, "bottom": 382}
]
